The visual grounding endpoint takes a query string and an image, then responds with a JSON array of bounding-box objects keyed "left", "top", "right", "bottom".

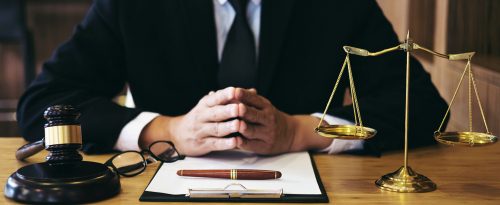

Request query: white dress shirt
[{"left": 113, "top": 0, "right": 363, "bottom": 153}]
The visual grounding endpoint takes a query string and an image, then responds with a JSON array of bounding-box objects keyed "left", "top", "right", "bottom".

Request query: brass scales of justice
[{"left": 315, "top": 31, "right": 498, "bottom": 193}]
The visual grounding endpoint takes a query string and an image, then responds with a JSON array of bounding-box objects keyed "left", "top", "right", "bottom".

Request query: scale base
[
  {"left": 375, "top": 166, "right": 436, "bottom": 193},
  {"left": 4, "top": 161, "right": 120, "bottom": 203}
]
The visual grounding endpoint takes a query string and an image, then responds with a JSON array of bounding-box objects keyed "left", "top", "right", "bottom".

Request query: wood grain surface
[{"left": 1, "top": 137, "right": 499, "bottom": 204}]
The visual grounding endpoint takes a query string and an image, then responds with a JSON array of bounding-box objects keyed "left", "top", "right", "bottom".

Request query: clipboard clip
[{"left": 187, "top": 183, "right": 283, "bottom": 198}]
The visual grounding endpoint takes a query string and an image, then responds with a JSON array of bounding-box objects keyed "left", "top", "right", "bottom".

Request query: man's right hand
[{"left": 139, "top": 87, "right": 242, "bottom": 156}]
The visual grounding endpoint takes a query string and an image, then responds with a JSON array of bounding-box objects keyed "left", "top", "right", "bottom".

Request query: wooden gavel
[{"left": 15, "top": 105, "right": 83, "bottom": 163}]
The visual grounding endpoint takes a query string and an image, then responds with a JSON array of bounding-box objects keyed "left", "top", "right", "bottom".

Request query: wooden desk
[{"left": 1, "top": 137, "right": 499, "bottom": 204}]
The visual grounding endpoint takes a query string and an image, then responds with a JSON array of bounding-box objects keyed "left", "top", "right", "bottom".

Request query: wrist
[
  {"left": 138, "top": 115, "right": 173, "bottom": 149},
  {"left": 166, "top": 115, "right": 183, "bottom": 146},
  {"left": 290, "top": 115, "right": 333, "bottom": 151},
  {"left": 284, "top": 113, "right": 299, "bottom": 152}
]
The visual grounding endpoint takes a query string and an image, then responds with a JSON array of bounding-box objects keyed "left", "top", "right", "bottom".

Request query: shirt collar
[{"left": 217, "top": 0, "right": 261, "bottom": 6}]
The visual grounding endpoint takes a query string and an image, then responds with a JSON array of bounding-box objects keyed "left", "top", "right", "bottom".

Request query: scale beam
[
  {"left": 343, "top": 45, "right": 400, "bottom": 56},
  {"left": 344, "top": 44, "right": 475, "bottom": 61}
]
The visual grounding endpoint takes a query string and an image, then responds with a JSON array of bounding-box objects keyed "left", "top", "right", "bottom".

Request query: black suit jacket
[{"left": 17, "top": 0, "right": 448, "bottom": 155}]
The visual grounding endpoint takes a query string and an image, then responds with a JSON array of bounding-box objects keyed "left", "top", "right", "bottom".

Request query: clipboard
[{"left": 139, "top": 152, "right": 329, "bottom": 203}]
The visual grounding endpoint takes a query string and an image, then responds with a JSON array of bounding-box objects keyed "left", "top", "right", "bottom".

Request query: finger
[
  {"left": 235, "top": 88, "right": 269, "bottom": 109},
  {"left": 199, "top": 104, "right": 239, "bottom": 122},
  {"left": 226, "top": 88, "right": 256, "bottom": 104},
  {"left": 200, "top": 119, "right": 240, "bottom": 137},
  {"left": 238, "top": 103, "right": 268, "bottom": 124},
  {"left": 203, "top": 137, "right": 238, "bottom": 151},
  {"left": 236, "top": 137, "right": 269, "bottom": 154},
  {"left": 238, "top": 120, "right": 265, "bottom": 140},
  {"left": 201, "top": 87, "right": 236, "bottom": 107}
]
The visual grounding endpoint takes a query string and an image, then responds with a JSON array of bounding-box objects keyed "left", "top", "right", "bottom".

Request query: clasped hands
[{"left": 139, "top": 87, "right": 332, "bottom": 156}]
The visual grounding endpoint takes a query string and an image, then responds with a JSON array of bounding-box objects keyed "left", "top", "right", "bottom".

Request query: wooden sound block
[{"left": 4, "top": 161, "right": 120, "bottom": 203}]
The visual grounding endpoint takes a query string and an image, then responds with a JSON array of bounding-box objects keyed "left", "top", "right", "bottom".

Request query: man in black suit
[{"left": 17, "top": 0, "right": 447, "bottom": 156}]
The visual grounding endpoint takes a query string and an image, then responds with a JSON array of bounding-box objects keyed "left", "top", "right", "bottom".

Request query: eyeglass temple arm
[{"left": 343, "top": 44, "right": 475, "bottom": 61}]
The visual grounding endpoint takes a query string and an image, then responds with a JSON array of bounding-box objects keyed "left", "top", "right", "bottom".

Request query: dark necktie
[{"left": 218, "top": 0, "right": 257, "bottom": 89}]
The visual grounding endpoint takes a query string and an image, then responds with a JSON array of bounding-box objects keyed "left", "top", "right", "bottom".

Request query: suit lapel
[
  {"left": 257, "top": 0, "right": 296, "bottom": 95},
  {"left": 181, "top": 0, "right": 219, "bottom": 89}
]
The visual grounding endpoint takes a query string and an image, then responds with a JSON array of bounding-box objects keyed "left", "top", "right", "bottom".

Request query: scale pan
[
  {"left": 315, "top": 125, "right": 376, "bottom": 140},
  {"left": 434, "top": 131, "right": 497, "bottom": 146}
]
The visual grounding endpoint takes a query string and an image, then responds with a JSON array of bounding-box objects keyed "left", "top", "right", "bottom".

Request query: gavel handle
[{"left": 16, "top": 139, "right": 45, "bottom": 160}]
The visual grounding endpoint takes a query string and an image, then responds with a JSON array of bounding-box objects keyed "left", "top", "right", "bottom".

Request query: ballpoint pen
[{"left": 177, "top": 169, "right": 282, "bottom": 180}]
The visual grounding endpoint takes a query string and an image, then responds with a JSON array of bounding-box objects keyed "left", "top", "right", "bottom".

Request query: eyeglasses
[{"left": 105, "top": 141, "right": 185, "bottom": 177}]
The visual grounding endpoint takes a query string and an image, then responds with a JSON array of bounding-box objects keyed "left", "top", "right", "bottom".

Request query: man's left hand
[{"left": 233, "top": 88, "right": 300, "bottom": 155}]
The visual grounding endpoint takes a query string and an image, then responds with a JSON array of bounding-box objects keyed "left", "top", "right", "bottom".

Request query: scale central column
[{"left": 374, "top": 32, "right": 436, "bottom": 193}]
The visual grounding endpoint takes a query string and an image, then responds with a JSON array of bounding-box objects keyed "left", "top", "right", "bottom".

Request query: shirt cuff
[
  {"left": 114, "top": 112, "right": 160, "bottom": 151},
  {"left": 311, "top": 113, "right": 364, "bottom": 154}
]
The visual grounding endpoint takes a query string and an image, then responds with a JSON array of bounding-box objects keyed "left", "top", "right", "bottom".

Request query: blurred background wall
[
  {"left": 0, "top": 0, "right": 498, "bottom": 138},
  {"left": 377, "top": 0, "right": 500, "bottom": 136},
  {"left": 0, "top": 0, "right": 92, "bottom": 136}
]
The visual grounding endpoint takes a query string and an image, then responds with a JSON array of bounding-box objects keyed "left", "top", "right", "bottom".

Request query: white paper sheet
[{"left": 145, "top": 150, "right": 322, "bottom": 195}]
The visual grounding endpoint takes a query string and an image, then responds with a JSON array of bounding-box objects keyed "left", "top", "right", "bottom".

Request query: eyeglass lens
[
  {"left": 149, "top": 141, "right": 179, "bottom": 161},
  {"left": 111, "top": 152, "right": 146, "bottom": 176}
]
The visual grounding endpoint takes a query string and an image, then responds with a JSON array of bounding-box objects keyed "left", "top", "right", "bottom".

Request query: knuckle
[
  {"left": 192, "top": 114, "right": 200, "bottom": 123},
  {"left": 239, "top": 104, "right": 247, "bottom": 117},
  {"left": 227, "top": 87, "right": 235, "bottom": 96},
  {"left": 229, "top": 104, "right": 238, "bottom": 117},
  {"left": 268, "top": 114, "right": 276, "bottom": 123},
  {"left": 265, "top": 143, "right": 272, "bottom": 150},
  {"left": 189, "top": 123, "right": 198, "bottom": 133},
  {"left": 229, "top": 120, "right": 239, "bottom": 132},
  {"left": 194, "top": 127, "right": 206, "bottom": 137},
  {"left": 205, "top": 96, "right": 216, "bottom": 106},
  {"left": 219, "top": 122, "right": 230, "bottom": 135},
  {"left": 199, "top": 95, "right": 209, "bottom": 104},
  {"left": 254, "top": 111, "right": 262, "bottom": 122},
  {"left": 213, "top": 123, "right": 220, "bottom": 136},
  {"left": 248, "top": 126, "right": 256, "bottom": 136},
  {"left": 270, "top": 133, "right": 277, "bottom": 141},
  {"left": 240, "top": 125, "right": 247, "bottom": 134},
  {"left": 267, "top": 129, "right": 276, "bottom": 139},
  {"left": 194, "top": 137, "right": 204, "bottom": 146},
  {"left": 240, "top": 122, "right": 248, "bottom": 134},
  {"left": 210, "top": 139, "right": 218, "bottom": 148},
  {"left": 262, "top": 97, "right": 271, "bottom": 105},
  {"left": 211, "top": 110, "right": 218, "bottom": 120}
]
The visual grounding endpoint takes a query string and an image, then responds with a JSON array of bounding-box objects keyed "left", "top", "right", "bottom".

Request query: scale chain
[
  {"left": 469, "top": 61, "right": 491, "bottom": 133},
  {"left": 468, "top": 61, "right": 472, "bottom": 132},
  {"left": 317, "top": 55, "right": 349, "bottom": 128},
  {"left": 346, "top": 56, "right": 363, "bottom": 128},
  {"left": 436, "top": 62, "right": 469, "bottom": 133}
]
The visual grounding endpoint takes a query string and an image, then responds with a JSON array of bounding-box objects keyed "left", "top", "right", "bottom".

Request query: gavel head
[{"left": 43, "top": 105, "right": 83, "bottom": 164}]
